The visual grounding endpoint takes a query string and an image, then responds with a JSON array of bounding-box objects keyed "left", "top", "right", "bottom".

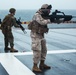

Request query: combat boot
[
  {"left": 39, "top": 60, "right": 51, "bottom": 70},
  {"left": 10, "top": 48, "right": 18, "bottom": 52},
  {"left": 32, "top": 63, "right": 42, "bottom": 72},
  {"left": 4, "top": 47, "right": 10, "bottom": 52}
]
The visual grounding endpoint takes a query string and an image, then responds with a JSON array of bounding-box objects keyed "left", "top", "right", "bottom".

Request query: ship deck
[{"left": 0, "top": 28, "right": 76, "bottom": 75}]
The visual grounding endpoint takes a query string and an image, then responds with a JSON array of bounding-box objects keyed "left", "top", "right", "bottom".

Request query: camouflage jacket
[
  {"left": 1, "top": 14, "right": 18, "bottom": 31},
  {"left": 30, "top": 10, "right": 50, "bottom": 34}
]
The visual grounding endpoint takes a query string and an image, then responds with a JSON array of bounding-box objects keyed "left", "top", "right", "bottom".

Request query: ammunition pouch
[
  {"left": 1, "top": 25, "right": 11, "bottom": 34},
  {"left": 28, "top": 20, "right": 39, "bottom": 32},
  {"left": 38, "top": 25, "right": 49, "bottom": 33}
]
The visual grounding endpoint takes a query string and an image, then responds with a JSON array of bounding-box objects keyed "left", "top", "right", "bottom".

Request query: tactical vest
[{"left": 28, "top": 20, "right": 49, "bottom": 33}]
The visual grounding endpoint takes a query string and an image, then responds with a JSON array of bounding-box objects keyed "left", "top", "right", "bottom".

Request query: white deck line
[
  {"left": 47, "top": 49, "right": 76, "bottom": 54},
  {"left": 0, "top": 53, "right": 35, "bottom": 75}
]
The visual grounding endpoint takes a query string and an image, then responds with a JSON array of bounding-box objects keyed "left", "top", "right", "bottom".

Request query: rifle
[
  {"left": 0, "top": 19, "right": 2, "bottom": 29},
  {"left": 0, "top": 19, "right": 1, "bottom": 24},
  {"left": 41, "top": 10, "right": 76, "bottom": 23},
  {"left": 16, "top": 17, "right": 27, "bottom": 34}
]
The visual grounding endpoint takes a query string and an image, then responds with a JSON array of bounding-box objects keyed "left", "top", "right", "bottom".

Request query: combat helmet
[
  {"left": 41, "top": 4, "right": 52, "bottom": 9},
  {"left": 9, "top": 8, "right": 16, "bottom": 13}
]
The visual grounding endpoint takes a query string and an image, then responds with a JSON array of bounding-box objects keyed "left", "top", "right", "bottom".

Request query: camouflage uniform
[
  {"left": 30, "top": 4, "right": 52, "bottom": 72},
  {"left": 31, "top": 9, "right": 50, "bottom": 64},
  {"left": 1, "top": 14, "right": 18, "bottom": 52}
]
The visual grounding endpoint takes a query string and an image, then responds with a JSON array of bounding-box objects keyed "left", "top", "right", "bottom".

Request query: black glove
[
  {"left": 16, "top": 19, "right": 21, "bottom": 25},
  {"left": 0, "top": 19, "right": 2, "bottom": 24}
]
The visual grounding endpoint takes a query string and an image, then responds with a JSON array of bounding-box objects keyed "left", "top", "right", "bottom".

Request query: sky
[{"left": 0, "top": 0, "right": 76, "bottom": 10}]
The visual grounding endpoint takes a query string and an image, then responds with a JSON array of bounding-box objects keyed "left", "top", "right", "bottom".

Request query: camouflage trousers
[
  {"left": 31, "top": 32, "right": 47, "bottom": 64},
  {"left": 2, "top": 30, "right": 14, "bottom": 48}
]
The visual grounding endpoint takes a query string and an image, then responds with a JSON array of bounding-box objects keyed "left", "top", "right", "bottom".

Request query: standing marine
[
  {"left": 1, "top": 8, "right": 19, "bottom": 52},
  {"left": 30, "top": 4, "right": 52, "bottom": 72}
]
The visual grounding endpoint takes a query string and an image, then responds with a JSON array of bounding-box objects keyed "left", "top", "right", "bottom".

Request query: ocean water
[
  {"left": 0, "top": 10, "right": 36, "bottom": 21},
  {"left": 0, "top": 9, "right": 76, "bottom": 29}
]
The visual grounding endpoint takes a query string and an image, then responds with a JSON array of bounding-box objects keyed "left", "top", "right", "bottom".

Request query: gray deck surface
[
  {"left": 16, "top": 53, "right": 76, "bottom": 75},
  {"left": 0, "top": 28, "right": 76, "bottom": 52}
]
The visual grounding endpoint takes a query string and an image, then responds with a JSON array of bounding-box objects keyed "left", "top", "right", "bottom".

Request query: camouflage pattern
[
  {"left": 30, "top": 9, "right": 50, "bottom": 64},
  {"left": 28, "top": 20, "right": 49, "bottom": 33},
  {"left": 1, "top": 14, "right": 18, "bottom": 48}
]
